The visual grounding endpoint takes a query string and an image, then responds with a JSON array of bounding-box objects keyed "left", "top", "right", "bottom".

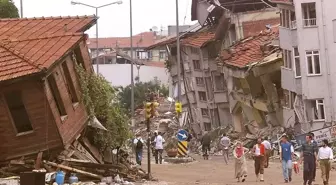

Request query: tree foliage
[
  {"left": 0, "top": 0, "right": 19, "bottom": 18},
  {"left": 75, "top": 64, "right": 130, "bottom": 152},
  {"left": 118, "top": 78, "right": 169, "bottom": 111}
]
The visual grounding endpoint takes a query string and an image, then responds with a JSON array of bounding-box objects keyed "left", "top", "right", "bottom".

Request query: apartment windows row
[
  {"left": 280, "top": 3, "right": 316, "bottom": 29},
  {"left": 283, "top": 48, "right": 321, "bottom": 76}
]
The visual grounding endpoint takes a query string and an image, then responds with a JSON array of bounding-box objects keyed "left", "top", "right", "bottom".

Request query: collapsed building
[{"left": 146, "top": 0, "right": 281, "bottom": 135}]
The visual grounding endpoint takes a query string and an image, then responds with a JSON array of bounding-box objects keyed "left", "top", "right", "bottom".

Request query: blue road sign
[{"left": 177, "top": 129, "right": 188, "bottom": 141}]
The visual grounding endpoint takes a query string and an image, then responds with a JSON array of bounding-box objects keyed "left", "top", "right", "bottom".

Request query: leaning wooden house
[{"left": 0, "top": 16, "right": 97, "bottom": 162}]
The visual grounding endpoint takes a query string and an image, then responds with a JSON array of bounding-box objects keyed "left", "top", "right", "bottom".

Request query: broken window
[
  {"left": 310, "top": 99, "right": 325, "bottom": 120},
  {"left": 74, "top": 47, "right": 85, "bottom": 69},
  {"left": 293, "top": 47, "right": 301, "bottom": 77},
  {"left": 193, "top": 60, "right": 201, "bottom": 70},
  {"left": 302, "top": 3, "right": 317, "bottom": 27},
  {"left": 48, "top": 74, "right": 67, "bottom": 117},
  {"left": 4, "top": 91, "right": 33, "bottom": 133},
  {"left": 62, "top": 61, "right": 79, "bottom": 104},
  {"left": 283, "top": 90, "right": 296, "bottom": 109},
  {"left": 195, "top": 77, "right": 205, "bottom": 86},
  {"left": 201, "top": 108, "right": 208, "bottom": 117},
  {"left": 204, "top": 122, "right": 212, "bottom": 131},
  {"left": 280, "top": 9, "right": 296, "bottom": 29},
  {"left": 215, "top": 74, "right": 226, "bottom": 91},
  {"left": 283, "top": 49, "right": 292, "bottom": 69},
  {"left": 306, "top": 51, "right": 320, "bottom": 75},
  {"left": 198, "top": 91, "right": 207, "bottom": 101}
]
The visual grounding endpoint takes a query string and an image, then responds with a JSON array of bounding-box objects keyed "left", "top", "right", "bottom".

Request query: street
[{"left": 141, "top": 155, "right": 336, "bottom": 185}]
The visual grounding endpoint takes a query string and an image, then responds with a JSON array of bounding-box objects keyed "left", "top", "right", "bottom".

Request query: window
[
  {"left": 74, "top": 47, "right": 85, "bottom": 69},
  {"left": 191, "top": 47, "right": 198, "bottom": 54},
  {"left": 62, "top": 61, "right": 79, "bottom": 104},
  {"left": 293, "top": 47, "right": 301, "bottom": 77},
  {"left": 215, "top": 74, "right": 225, "bottom": 91},
  {"left": 283, "top": 49, "right": 292, "bottom": 69},
  {"left": 311, "top": 99, "right": 325, "bottom": 120},
  {"left": 306, "top": 51, "right": 320, "bottom": 75},
  {"left": 201, "top": 108, "right": 208, "bottom": 116},
  {"left": 198, "top": 91, "right": 207, "bottom": 101},
  {"left": 283, "top": 90, "right": 296, "bottom": 109},
  {"left": 193, "top": 60, "right": 201, "bottom": 70},
  {"left": 302, "top": 3, "right": 317, "bottom": 27},
  {"left": 280, "top": 9, "right": 296, "bottom": 29},
  {"left": 48, "top": 74, "right": 67, "bottom": 117},
  {"left": 195, "top": 77, "right": 204, "bottom": 86},
  {"left": 204, "top": 122, "right": 211, "bottom": 131},
  {"left": 159, "top": 50, "right": 165, "bottom": 59},
  {"left": 4, "top": 91, "right": 33, "bottom": 133}
]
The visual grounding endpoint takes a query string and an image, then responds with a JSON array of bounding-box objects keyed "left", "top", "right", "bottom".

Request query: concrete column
[{"left": 241, "top": 104, "right": 266, "bottom": 127}]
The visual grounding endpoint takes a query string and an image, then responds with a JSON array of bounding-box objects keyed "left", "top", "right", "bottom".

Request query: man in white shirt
[
  {"left": 318, "top": 139, "right": 333, "bottom": 185},
  {"left": 154, "top": 132, "right": 165, "bottom": 164},
  {"left": 220, "top": 133, "right": 230, "bottom": 165},
  {"left": 262, "top": 137, "right": 272, "bottom": 168}
]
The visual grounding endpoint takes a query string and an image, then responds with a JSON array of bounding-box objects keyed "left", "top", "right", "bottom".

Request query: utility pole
[
  {"left": 95, "top": 8, "right": 99, "bottom": 73},
  {"left": 130, "top": 0, "right": 135, "bottom": 130},
  {"left": 20, "top": 0, "right": 23, "bottom": 18},
  {"left": 175, "top": 0, "right": 181, "bottom": 102}
]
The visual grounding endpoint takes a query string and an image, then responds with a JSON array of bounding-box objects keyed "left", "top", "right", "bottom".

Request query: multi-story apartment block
[{"left": 271, "top": 0, "right": 336, "bottom": 132}]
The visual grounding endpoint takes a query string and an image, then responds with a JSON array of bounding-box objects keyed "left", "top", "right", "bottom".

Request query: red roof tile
[
  {"left": 88, "top": 32, "right": 157, "bottom": 49},
  {"left": 219, "top": 28, "right": 279, "bottom": 68},
  {"left": 0, "top": 16, "right": 96, "bottom": 82}
]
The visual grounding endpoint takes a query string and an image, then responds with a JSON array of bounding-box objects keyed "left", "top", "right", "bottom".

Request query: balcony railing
[
  {"left": 303, "top": 18, "right": 317, "bottom": 27},
  {"left": 290, "top": 20, "right": 297, "bottom": 29}
]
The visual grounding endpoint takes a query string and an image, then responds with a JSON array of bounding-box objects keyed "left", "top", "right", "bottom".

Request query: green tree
[
  {"left": 75, "top": 64, "right": 130, "bottom": 152},
  {"left": 118, "top": 79, "right": 169, "bottom": 112},
  {"left": 0, "top": 0, "right": 19, "bottom": 18}
]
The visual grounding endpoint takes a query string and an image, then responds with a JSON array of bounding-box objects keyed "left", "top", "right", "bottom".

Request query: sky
[{"left": 13, "top": 0, "right": 197, "bottom": 38}]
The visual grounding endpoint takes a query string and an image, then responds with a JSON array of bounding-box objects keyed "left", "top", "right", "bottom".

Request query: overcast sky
[{"left": 13, "top": 0, "right": 197, "bottom": 38}]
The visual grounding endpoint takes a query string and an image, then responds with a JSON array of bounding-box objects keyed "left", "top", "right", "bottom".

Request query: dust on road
[{"left": 142, "top": 155, "right": 335, "bottom": 185}]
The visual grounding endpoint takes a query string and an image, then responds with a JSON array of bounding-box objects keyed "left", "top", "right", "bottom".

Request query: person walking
[
  {"left": 300, "top": 134, "right": 318, "bottom": 185},
  {"left": 201, "top": 132, "right": 211, "bottom": 160},
  {"left": 220, "top": 133, "right": 231, "bottom": 165},
  {"left": 309, "top": 132, "right": 318, "bottom": 181},
  {"left": 233, "top": 141, "right": 249, "bottom": 182},
  {"left": 151, "top": 131, "right": 158, "bottom": 157},
  {"left": 280, "top": 135, "right": 294, "bottom": 183},
  {"left": 262, "top": 137, "right": 272, "bottom": 168},
  {"left": 318, "top": 139, "right": 333, "bottom": 185},
  {"left": 154, "top": 131, "right": 165, "bottom": 164},
  {"left": 133, "top": 134, "right": 144, "bottom": 165},
  {"left": 252, "top": 137, "right": 265, "bottom": 182}
]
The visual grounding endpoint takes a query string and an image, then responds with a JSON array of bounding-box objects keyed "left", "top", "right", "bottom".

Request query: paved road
[{"left": 141, "top": 155, "right": 336, "bottom": 185}]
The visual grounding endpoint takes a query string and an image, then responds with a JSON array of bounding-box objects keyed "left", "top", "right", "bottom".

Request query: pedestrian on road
[
  {"left": 133, "top": 134, "right": 144, "bottom": 165},
  {"left": 309, "top": 132, "right": 318, "bottom": 181},
  {"left": 154, "top": 131, "right": 165, "bottom": 164},
  {"left": 201, "top": 132, "right": 211, "bottom": 160},
  {"left": 220, "top": 133, "right": 231, "bottom": 165},
  {"left": 233, "top": 141, "right": 248, "bottom": 182},
  {"left": 252, "top": 137, "right": 265, "bottom": 182},
  {"left": 262, "top": 137, "right": 272, "bottom": 168},
  {"left": 151, "top": 131, "right": 158, "bottom": 157},
  {"left": 317, "top": 139, "right": 333, "bottom": 185},
  {"left": 300, "top": 134, "right": 318, "bottom": 185},
  {"left": 280, "top": 134, "right": 294, "bottom": 183}
]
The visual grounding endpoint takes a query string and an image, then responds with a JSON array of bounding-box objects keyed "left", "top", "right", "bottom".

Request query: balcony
[{"left": 303, "top": 18, "right": 317, "bottom": 27}]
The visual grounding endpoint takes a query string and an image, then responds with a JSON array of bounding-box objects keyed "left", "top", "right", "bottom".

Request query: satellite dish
[{"left": 151, "top": 26, "right": 159, "bottom": 32}]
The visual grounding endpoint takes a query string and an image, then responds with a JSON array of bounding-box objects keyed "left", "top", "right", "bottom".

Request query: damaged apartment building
[
  {"left": 147, "top": 0, "right": 280, "bottom": 134},
  {"left": 271, "top": 0, "right": 336, "bottom": 133},
  {"left": 0, "top": 16, "right": 103, "bottom": 163},
  {"left": 218, "top": 28, "right": 283, "bottom": 133}
]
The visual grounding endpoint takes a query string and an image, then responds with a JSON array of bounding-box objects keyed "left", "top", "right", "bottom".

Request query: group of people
[
  {"left": 133, "top": 131, "right": 165, "bottom": 165},
  {"left": 202, "top": 132, "right": 333, "bottom": 185}
]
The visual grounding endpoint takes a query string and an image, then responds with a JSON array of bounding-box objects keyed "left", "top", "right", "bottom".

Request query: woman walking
[{"left": 233, "top": 141, "right": 249, "bottom": 182}]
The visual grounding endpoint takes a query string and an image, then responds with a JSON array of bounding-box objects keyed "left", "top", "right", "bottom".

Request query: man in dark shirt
[
  {"left": 201, "top": 132, "right": 211, "bottom": 160},
  {"left": 300, "top": 134, "right": 318, "bottom": 185},
  {"left": 309, "top": 132, "right": 318, "bottom": 181}
]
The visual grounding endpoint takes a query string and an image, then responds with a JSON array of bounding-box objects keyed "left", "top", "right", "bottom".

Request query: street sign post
[{"left": 177, "top": 129, "right": 188, "bottom": 141}]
